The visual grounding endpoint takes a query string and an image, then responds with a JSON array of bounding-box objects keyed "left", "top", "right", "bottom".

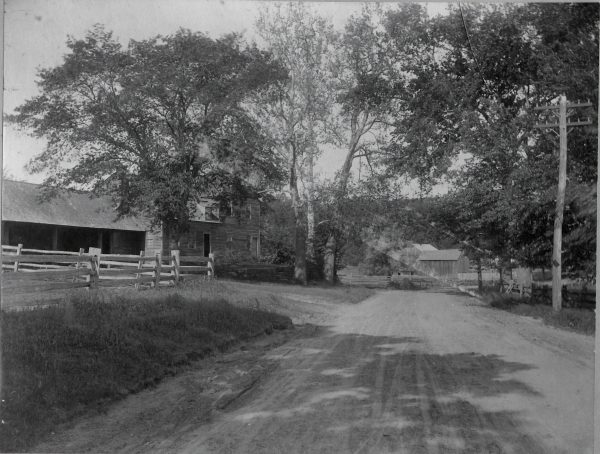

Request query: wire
[{"left": 457, "top": 1, "right": 487, "bottom": 87}]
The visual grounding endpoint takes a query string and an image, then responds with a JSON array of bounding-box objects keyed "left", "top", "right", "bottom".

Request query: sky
[{"left": 3, "top": 0, "right": 449, "bottom": 193}]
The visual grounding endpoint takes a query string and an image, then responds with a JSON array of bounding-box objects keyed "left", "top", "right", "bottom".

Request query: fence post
[
  {"left": 88, "top": 255, "right": 99, "bottom": 289},
  {"left": 135, "top": 251, "right": 144, "bottom": 290},
  {"left": 75, "top": 248, "right": 84, "bottom": 282},
  {"left": 208, "top": 252, "right": 215, "bottom": 279},
  {"left": 154, "top": 253, "right": 162, "bottom": 289},
  {"left": 13, "top": 243, "right": 22, "bottom": 272},
  {"left": 88, "top": 247, "right": 101, "bottom": 280},
  {"left": 171, "top": 250, "right": 180, "bottom": 286}
]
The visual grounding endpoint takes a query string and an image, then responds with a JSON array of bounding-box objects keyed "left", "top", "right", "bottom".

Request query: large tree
[
  {"left": 252, "top": 4, "right": 337, "bottom": 283},
  {"left": 321, "top": 4, "right": 426, "bottom": 281},
  {"left": 383, "top": 3, "right": 598, "bottom": 277},
  {"left": 8, "top": 26, "right": 287, "bottom": 245}
]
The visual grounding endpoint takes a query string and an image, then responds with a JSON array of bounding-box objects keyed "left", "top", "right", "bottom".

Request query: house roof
[
  {"left": 412, "top": 243, "right": 437, "bottom": 251},
  {"left": 2, "top": 180, "right": 147, "bottom": 231},
  {"left": 418, "top": 249, "right": 463, "bottom": 261}
]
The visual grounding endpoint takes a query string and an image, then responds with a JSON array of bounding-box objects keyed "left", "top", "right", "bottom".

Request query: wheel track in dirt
[{"left": 33, "top": 289, "right": 593, "bottom": 454}]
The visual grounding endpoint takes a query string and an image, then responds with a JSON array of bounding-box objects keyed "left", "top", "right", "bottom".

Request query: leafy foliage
[
  {"left": 8, "top": 26, "right": 287, "bottom": 238},
  {"left": 382, "top": 3, "right": 598, "bottom": 275},
  {"left": 253, "top": 4, "right": 339, "bottom": 282}
]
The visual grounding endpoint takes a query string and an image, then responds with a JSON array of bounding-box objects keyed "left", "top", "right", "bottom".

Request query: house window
[
  {"left": 204, "top": 205, "right": 219, "bottom": 222},
  {"left": 192, "top": 200, "right": 220, "bottom": 222},
  {"left": 203, "top": 233, "right": 210, "bottom": 257}
]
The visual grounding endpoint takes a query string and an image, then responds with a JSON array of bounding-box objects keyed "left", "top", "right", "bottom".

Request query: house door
[
  {"left": 203, "top": 233, "right": 210, "bottom": 257},
  {"left": 250, "top": 235, "right": 258, "bottom": 256}
]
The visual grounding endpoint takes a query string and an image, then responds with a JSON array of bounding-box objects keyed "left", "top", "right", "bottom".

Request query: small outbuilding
[{"left": 416, "top": 249, "right": 470, "bottom": 279}]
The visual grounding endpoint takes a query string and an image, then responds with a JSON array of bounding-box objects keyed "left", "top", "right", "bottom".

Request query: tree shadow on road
[{"left": 233, "top": 331, "right": 552, "bottom": 454}]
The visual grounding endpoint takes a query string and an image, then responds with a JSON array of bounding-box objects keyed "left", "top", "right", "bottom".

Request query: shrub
[{"left": 389, "top": 278, "right": 419, "bottom": 290}]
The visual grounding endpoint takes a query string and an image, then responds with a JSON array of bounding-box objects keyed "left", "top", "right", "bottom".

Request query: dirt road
[{"left": 36, "top": 288, "right": 594, "bottom": 453}]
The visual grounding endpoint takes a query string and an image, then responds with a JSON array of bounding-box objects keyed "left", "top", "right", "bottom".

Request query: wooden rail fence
[
  {"left": 1, "top": 244, "right": 214, "bottom": 304},
  {"left": 337, "top": 273, "right": 439, "bottom": 289},
  {"left": 457, "top": 271, "right": 501, "bottom": 283},
  {"left": 501, "top": 280, "right": 595, "bottom": 308}
]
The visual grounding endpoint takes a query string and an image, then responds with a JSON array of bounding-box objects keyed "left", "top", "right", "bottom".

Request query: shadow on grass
[
  {"left": 232, "top": 331, "right": 549, "bottom": 454},
  {"left": 486, "top": 294, "right": 595, "bottom": 335}
]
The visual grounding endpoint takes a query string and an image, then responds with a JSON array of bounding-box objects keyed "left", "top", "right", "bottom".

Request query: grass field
[
  {"left": 487, "top": 293, "right": 595, "bottom": 335},
  {"left": 0, "top": 278, "right": 375, "bottom": 452},
  {"left": 0, "top": 288, "right": 292, "bottom": 452}
]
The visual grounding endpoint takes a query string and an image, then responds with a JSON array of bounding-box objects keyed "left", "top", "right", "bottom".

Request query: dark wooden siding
[
  {"left": 3, "top": 221, "right": 145, "bottom": 254},
  {"left": 144, "top": 200, "right": 261, "bottom": 257},
  {"left": 456, "top": 256, "right": 470, "bottom": 273},
  {"left": 172, "top": 222, "right": 259, "bottom": 257},
  {"left": 419, "top": 254, "right": 470, "bottom": 279},
  {"left": 111, "top": 230, "right": 145, "bottom": 255}
]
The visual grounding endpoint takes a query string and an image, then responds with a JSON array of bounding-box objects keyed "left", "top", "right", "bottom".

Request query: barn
[
  {"left": 395, "top": 243, "right": 437, "bottom": 266},
  {"left": 416, "top": 249, "right": 470, "bottom": 279},
  {"left": 1, "top": 180, "right": 261, "bottom": 258}
]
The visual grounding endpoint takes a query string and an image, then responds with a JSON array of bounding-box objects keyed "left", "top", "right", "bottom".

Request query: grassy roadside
[
  {"left": 0, "top": 290, "right": 292, "bottom": 452},
  {"left": 486, "top": 294, "right": 595, "bottom": 335},
  {"left": 177, "top": 279, "right": 377, "bottom": 311}
]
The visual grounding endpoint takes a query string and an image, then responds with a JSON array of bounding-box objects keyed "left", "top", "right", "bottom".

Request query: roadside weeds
[
  {"left": 0, "top": 290, "right": 292, "bottom": 453},
  {"left": 484, "top": 293, "right": 594, "bottom": 336}
]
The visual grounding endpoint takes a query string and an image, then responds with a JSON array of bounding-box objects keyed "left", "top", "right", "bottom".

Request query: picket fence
[{"left": 1, "top": 244, "right": 214, "bottom": 304}]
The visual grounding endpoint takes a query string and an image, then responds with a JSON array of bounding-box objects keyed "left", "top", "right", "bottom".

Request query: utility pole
[{"left": 534, "top": 95, "right": 592, "bottom": 312}]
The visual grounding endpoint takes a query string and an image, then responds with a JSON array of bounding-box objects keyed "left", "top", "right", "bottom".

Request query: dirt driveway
[{"left": 35, "top": 287, "right": 594, "bottom": 454}]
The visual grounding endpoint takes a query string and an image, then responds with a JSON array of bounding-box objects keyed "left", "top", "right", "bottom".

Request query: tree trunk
[
  {"left": 290, "top": 145, "right": 307, "bottom": 285},
  {"left": 305, "top": 154, "right": 316, "bottom": 261},
  {"left": 294, "top": 215, "right": 308, "bottom": 284},
  {"left": 322, "top": 137, "right": 359, "bottom": 283},
  {"left": 477, "top": 257, "right": 483, "bottom": 293},
  {"left": 323, "top": 233, "right": 336, "bottom": 283}
]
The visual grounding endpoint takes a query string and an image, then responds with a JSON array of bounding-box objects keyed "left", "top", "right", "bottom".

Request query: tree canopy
[
  {"left": 8, "top": 26, "right": 287, "bottom": 238},
  {"left": 9, "top": 4, "right": 598, "bottom": 279},
  {"left": 380, "top": 3, "right": 598, "bottom": 276}
]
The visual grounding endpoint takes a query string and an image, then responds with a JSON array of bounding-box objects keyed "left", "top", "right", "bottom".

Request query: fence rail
[
  {"left": 457, "top": 271, "right": 501, "bottom": 282},
  {"left": 500, "top": 280, "right": 595, "bottom": 308},
  {"left": 1, "top": 245, "right": 214, "bottom": 305},
  {"left": 337, "top": 273, "right": 439, "bottom": 289}
]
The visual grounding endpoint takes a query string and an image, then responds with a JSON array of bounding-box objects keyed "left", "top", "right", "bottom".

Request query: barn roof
[
  {"left": 2, "top": 180, "right": 147, "bottom": 231},
  {"left": 412, "top": 243, "right": 438, "bottom": 251},
  {"left": 418, "top": 249, "right": 463, "bottom": 261}
]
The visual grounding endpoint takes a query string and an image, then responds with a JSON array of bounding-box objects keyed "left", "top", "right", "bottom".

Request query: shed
[
  {"left": 417, "top": 249, "right": 470, "bottom": 279},
  {"left": 2, "top": 180, "right": 147, "bottom": 254}
]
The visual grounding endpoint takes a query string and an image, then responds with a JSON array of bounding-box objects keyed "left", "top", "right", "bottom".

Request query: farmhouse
[
  {"left": 1, "top": 180, "right": 260, "bottom": 258},
  {"left": 416, "top": 249, "right": 470, "bottom": 279}
]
